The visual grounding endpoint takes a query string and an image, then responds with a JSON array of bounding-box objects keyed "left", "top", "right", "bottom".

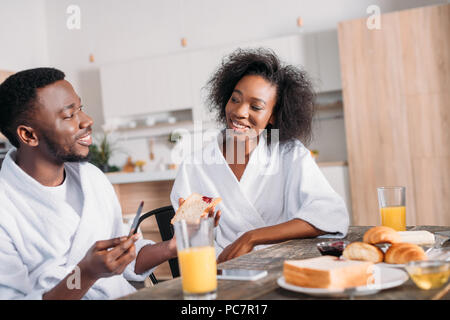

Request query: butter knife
[{"left": 129, "top": 201, "right": 144, "bottom": 236}]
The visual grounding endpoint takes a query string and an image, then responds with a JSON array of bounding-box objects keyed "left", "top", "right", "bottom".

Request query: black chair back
[{"left": 136, "top": 205, "right": 180, "bottom": 283}]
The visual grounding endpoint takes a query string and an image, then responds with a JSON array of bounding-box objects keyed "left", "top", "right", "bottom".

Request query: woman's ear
[
  {"left": 269, "top": 114, "right": 275, "bottom": 126},
  {"left": 16, "top": 125, "right": 39, "bottom": 147}
]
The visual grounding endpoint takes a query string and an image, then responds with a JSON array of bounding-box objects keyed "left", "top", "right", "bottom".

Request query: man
[{"left": 0, "top": 68, "right": 194, "bottom": 299}]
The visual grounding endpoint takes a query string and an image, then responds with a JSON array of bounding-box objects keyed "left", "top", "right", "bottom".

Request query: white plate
[
  {"left": 277, "top": 266, "right": 409, "bottom": 297},
  {"left": 376, "top": 262, "right": 406, "bottom": 268}
]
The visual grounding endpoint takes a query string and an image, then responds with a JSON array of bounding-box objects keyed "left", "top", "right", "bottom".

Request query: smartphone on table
[{"left": 217, "top": 269, "right": 268, "bottom": 281}]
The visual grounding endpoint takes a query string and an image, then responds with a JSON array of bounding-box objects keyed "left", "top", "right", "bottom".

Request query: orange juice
[
  {"left": 178, "top": 246, "right": 217, "bottom": 294},
  {"left": 381, "top": 206, "right": 406, "bottom": 231}
]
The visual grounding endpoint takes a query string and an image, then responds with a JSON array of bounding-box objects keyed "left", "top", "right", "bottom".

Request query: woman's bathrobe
[
  {"left": 170, "top": 134, "right": 350, "bottom": 255},
  {"left": 0, "top": 149, "right": 154, "bottom": 300}
]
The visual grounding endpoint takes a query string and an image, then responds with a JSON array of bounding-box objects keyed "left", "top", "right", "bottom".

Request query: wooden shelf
[
  {"left": 315, "top": 100, "right": 343, "bottom": 112},
  {"left": 317, "top": 161, "right": 348, "bottom": 167}
]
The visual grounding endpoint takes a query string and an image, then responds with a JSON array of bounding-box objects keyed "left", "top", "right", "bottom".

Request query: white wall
[{"left": 0, "top": 0, "right": 49, "bottom": 70}]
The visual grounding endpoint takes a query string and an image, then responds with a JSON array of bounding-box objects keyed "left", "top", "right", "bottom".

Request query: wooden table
[{"left": 120, "top": 226, "right": 450, "bottom": 300}]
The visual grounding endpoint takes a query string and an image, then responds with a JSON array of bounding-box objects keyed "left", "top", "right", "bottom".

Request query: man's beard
[{"left": 41, "top": 132, "right": 89, "bottom": 163}]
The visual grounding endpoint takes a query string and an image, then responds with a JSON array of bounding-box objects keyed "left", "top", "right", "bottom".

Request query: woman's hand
[
  {"left": 217, "top": 231, "right": 254, "bottom": 263},
  {"left": 178, "top": 197, "right": 221, "bottom": 227}
]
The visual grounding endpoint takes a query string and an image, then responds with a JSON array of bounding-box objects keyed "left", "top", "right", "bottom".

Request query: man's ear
[{"left": 16, "top": 125, "right": 39, "bottom": 147}]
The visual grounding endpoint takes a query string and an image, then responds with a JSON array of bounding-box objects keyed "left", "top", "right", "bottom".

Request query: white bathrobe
[
  {"left": 170, "top": 133, "right": 349, "bottom": 254},
  {"left": 0, "top": 149, "right": 155, "bottom": 300}
]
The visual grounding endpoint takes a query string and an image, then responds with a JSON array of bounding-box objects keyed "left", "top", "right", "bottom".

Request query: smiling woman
[
  {"left": 170, "top": 48, "right": 349, "bottom": 263},
  {"left": 206, "top": 48, "right": 316, "bottom": 149}
]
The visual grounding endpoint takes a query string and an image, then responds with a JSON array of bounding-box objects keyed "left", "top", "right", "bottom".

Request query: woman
[{"left": 171, "top": 48, "right": 349, "bottom": 263}]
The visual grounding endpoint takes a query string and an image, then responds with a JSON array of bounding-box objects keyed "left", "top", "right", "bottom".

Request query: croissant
[
  {"left": 363, "top": 226, "right": 401, "bottom": 245},
  {"left": 384, "top": 243, "right": 427, "bottom": 264},
  {"left": 343, "top": 242, "right": 384, "bottom": 263}
]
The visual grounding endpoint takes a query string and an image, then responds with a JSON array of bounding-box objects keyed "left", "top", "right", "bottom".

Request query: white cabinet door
[
  {"left": 243, "top": 36, "right": 292, "bottom": 65},
  {"left": 101, "top": 54, "right": 195, "bottom": 119},
  {"left": 145, "top": 56, "right": 169, "bottom": 113},
  {"left": 189, "top": 49, "right": 220, "bottom": 123},
  {"left": 164, "top": 53, "right": 193, "bottom": 111},
  {"left": 320, "top": 165, "right": 352, "bottom": 218},
  {"left": 100, "top": 61, "right": 146, "bottom": 119},
  {"left": 100, "top": 64, "right": 120, "bottom": 120},
  {"left": 288, "top": 34, "right": 321, "bottom": 90},
  {"left": 145, "top": 54, "right": 193, "bottom": 114},
  {"left": 315, "top": 30, "right": 342, "bottom": 92}
]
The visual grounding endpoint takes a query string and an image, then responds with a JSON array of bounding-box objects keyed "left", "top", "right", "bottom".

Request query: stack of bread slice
[{"left": 283, "top": 256, "right": 374, "bottom": 289}]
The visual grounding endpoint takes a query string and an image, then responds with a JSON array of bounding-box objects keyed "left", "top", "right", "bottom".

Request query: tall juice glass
[
  {"left": 377, "top": 186, "right": 406, "bottom": 231},
  {"left": 174, "top": 218, "right": 217, "bottom": 300}
]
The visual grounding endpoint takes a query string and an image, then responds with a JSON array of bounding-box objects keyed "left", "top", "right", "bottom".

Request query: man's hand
[
  {"left": 217, "top": 231, "right": 254, "bottom": 263},
  {"left": 43, "top": 234, "right": 140, "bottom": 300},
  {"left": 78, "top": 234, "right": 140, "bottom": 281}
]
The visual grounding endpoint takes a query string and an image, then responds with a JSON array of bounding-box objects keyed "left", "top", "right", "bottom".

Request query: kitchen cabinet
[
  {"left": 289, "top": 33, "right": 321, "bottom": 89},
  {"left": 315, "top": 30, "right": 342, "bottom": 92},
  {"left": 319, "top": 164, "right": 352, "bottom": 222},
  {"left": 163, "top": 53, "right": 193, "bottom": 112},
  {"left": 100, "top": 54, "right": 193, "bottom": 121},
  {"left": 245, "top": 36, "right": 292, "bottom": 64},
  {"left": 338, "top": 4, "right": 450, "bottom": 226},
  {"left": 100, "top": 31, "right": 342, "bottom": 123},
  {"left": 100, "top": 60, "right": 145, "bottom": 119},
  {"left": 243, "top": 34, "right": 320, "bottom": 89},
  {"left": 188, "top": 49, "right": 220, "bottom": 123},
  {"left": 244, "top": 32, "right": 340, "bottom": 93}
]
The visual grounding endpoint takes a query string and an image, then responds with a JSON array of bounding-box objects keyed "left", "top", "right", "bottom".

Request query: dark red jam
[
  {"left": 317, "top": 241, "right": 346, "bottom": 257},
  {"left": 202, "top": 196, "right": 213, "bottom": 204}
]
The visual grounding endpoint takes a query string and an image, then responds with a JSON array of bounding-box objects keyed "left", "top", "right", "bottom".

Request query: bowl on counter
[
  {"left": 316, "top": 240, "right": 350, "bottom": 257},
  {"left": 404, "top": 260, "right": 450, "bottom": 290}
]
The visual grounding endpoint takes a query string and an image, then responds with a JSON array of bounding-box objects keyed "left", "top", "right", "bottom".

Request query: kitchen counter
[{"left": 106, "top": 161, "right": 347, "bottom": 184}]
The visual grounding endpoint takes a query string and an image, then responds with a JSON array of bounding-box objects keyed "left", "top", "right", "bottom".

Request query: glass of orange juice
[
  {"left": 377, "top": 186, "right": 406, "bottom": 231},
  {"left": 174, "top": 218, "right": 217, "bottom": 300}
]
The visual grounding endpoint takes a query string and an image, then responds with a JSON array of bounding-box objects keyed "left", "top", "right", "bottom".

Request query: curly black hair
[
  {"left": 205, "top": 48, "right": 316, "bottom": 147},
  {"left": 0, "top": 67, "right": 65, "bottom": 148}
]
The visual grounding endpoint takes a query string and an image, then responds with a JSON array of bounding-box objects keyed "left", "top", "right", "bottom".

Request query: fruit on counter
[
  {"left": 310, "top": 149, "right": 319, "bottom": 160},
  {"left": 135, "top": 160, "right": 146, "bottom": 172}
]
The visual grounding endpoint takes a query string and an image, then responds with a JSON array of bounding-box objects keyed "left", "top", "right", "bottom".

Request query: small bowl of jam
[{"left": 316, "top": 240, "right": 350, "bottom": 257}]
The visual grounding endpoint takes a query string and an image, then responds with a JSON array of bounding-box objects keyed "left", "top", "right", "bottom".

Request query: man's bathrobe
[
  {"left": 170, "top": 134, "right": 350, "bottom": 255},
  {"left": 0, "top": 149, "right": 154, "bottom": 300}
]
